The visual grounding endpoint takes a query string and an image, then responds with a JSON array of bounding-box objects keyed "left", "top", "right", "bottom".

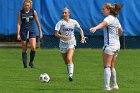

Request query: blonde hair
[
  {"left": 103, "top": 3, "right": 123, "bottom": 17},
  {"left": 22, "top": 0, "right": 32, "bottom": 9}
]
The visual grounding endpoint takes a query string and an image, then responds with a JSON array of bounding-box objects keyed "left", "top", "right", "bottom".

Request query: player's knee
[
  {"left": 67, "top": 58, "right": 72, "bottom": 63},
  {"left": 22, "top": 47, "right": 27, "bottom": 52},
  {"left": 30, "top": 45, "right": 36, "bottom": 51},
  {"left": 22, "top": 49, "right": 27, "bottom": 52},
  {"left": 31, "top": 48, "right": 36, "bottom": 51}
]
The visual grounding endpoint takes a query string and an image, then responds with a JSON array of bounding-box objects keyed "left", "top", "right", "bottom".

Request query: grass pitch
[{"left": 0, "top": 48, "right": 140, "bottom": 93}]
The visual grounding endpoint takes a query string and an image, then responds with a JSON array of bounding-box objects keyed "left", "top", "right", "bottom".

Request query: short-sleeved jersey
[
  {"left": 55, "top": 19, "right": 80, "bottom": 48},
  {"left": 55, "top": 19, "right": 80, "bottom": 41},
  {"left": 20, "top": 9, "right": 35, "bottom": 32},
  {"left": 103, "top": 15, "right": 121, "bottom": 46}
]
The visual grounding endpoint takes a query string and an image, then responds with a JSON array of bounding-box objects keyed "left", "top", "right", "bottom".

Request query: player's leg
[
  {"left": 61, "top": 53, "right": 73, "bottom": 80},
  {"left": 60, "top": 47, "right": 72, "bottom": 80},
  {"left": 61, "top": 52, "right": 71, "bottom": 77},
  {"left": 111, "top": 55, "right": 119, "bottom": 90},
  {"left": 67, "top": 48, "right": 74, "bottom": 81},
  {"left": 102, "top": 52, "right": 113, "bottom": 90},
  {"left": 61, "top": 53, "right": 67, "bottom": 65},
  {"left": 22, "top": 41, "right": 28, "bottom": 68},
  {"left": 29, "top": 38, "right": 36, "bottom": 68}
]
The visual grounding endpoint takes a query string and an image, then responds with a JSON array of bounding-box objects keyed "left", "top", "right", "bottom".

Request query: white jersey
[
  {"left": 55, "top": 19, "right": 80, "bottom": 48},
  {"left": 103, "top": 15, "right": 121, "bottom": 46}
]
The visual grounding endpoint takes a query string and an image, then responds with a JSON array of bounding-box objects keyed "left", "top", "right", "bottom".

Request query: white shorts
[
  {"left": 59, "top": 39, "right": 76, "bottom": 53},
  {"left": 60, "top": 45, "right": 75, "bottom": 53},
  {"left": 102, "top": 45, "right": 120, "bottom": 56}
]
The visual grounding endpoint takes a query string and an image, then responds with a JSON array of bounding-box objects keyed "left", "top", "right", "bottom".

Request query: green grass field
[{"left": 0, "top": 48, "right": 140, "bottom": 93}]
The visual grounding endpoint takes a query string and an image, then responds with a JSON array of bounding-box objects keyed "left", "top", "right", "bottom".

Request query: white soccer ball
[{"left": 39, "top": 73, "right": 50, "bottom": 83}]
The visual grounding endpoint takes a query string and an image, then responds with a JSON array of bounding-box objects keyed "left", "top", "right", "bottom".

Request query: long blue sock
[
  {"left": 30, "top": 50, "right": 35, "bottom": 64},
  {"left": 22, "top": 52, "right": 27, "bottom": 67}
]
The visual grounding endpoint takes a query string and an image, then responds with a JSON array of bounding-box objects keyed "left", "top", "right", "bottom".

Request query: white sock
[
  {"left": 67, "top": 64, "right": 74, "bottom": 78},
  {"left": 104, "top": 66, "right": 111, "bottom": 88},
  {"left": 111, "top": 68, "right": 118, "bottom": 86}
]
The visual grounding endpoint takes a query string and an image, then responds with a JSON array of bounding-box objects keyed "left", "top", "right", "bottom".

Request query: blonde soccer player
[
  {"left": 90, "top": 3, "right": 123, "bottom": 90},
  {"left": 55, "top": 7, "right": 86, "bottom": 81},
  {"left": 17, "top": 0, "right": 43, "bottom": 68}
]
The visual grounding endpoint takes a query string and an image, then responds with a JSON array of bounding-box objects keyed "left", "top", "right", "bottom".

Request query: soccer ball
[{"left": 39, "top": 73, "right": 50, "bottom": 83}]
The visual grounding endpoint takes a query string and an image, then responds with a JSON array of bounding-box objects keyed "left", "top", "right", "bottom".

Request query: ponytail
[{"left": 111, "top": 3, "right": 123, "bottom": 17}]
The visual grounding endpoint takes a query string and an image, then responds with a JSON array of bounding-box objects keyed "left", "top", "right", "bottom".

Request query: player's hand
[
  {"left": 17, "top": 34, "right": 21, "bottom": 41},
  {"left": 89, "top": 27, "right": 96, "bottom": 33},
  {"left": 39, "top": 33, "right": 43, "bottom": 39},
  {"left": 81, "top": 37, "right": 87, "bottom": 44}
]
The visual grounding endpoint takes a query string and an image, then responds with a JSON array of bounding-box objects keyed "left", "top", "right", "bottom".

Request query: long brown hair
[{"left": 104, "top": 3, "right": 123, "bottom": 17}]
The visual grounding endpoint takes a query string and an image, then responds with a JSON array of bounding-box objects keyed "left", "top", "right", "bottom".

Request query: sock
[
  {"left": 30, "top": 50, "right": 36, "bottom": 64},
  {"left": 22, "top": 52, "right": 27, "bottom": 67},
  {"left": 111, "top": 68, "right": 118, "bottom": 86},
  {"left": 67, "top": 64, "right": 74, "bottom": 78},
  {"left": 104, "top": 66, "right": 111, "bottom": 88}
]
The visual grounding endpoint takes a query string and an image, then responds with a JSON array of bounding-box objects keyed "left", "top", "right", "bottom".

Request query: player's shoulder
[
  {"left": 20, "top": 9, "right": 24, "bottom": 13},
  {"left": 70, "top": 19, "right": 79, "bottom": 25},
  {"left": 107, "top": 15, "right": 120, "bottom": 23},
  {"left": 30, "top": 9, "right": 35, "bottom": 14},
  {"left": 59, "top": 19, "right": 66, "bottom": 22},
  {"left": 104, "top": 15, "right": 116, "bottom": 24},
  {"left": 55, "top": 19, "right": 64, "bottom": 26},
  {"left": 70, "top": 19, "right": 77, "bottom": 22},
  {"left": 105, "top": 15, "right": 115, "bottom": 20}
]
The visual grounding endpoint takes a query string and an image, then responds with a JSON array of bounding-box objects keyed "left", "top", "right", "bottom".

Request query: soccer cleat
[
  {"left": 104, "top": 87, "right": 111, "bottom": 91},
  {"left": 69, "top": 77, "right": 73, "bottom": 81},
  {"left": 111, "top": 85, "right": 119, "bottom": 90},
  {"left": 29, "top": 62, "right": 34, "bottom": 68},
  {"left": 24, "top": 65, "right": 27, "bottom": 68}
]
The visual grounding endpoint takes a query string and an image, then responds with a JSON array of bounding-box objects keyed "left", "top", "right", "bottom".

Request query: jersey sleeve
[
  {"left": 55, "top": 21, "right": 61, "bottom": 31},
  {"left": 74, "top": 20, "right": 80, "bottom": 28},
  {"left": 104, "top": 15, "right": 113, "bottom": 25}
]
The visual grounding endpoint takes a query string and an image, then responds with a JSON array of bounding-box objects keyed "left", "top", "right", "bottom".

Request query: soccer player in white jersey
[
  {"left": 90, "top": 3, "right": 123, "bottom": 90},
  {"left": 55, "top": 7, "right": 86, "bottom": 81}
]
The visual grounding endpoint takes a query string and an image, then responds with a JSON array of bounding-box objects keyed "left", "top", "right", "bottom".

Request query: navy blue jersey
[{"left": 20, "top": 9, "right": 35, "bottom": 32}]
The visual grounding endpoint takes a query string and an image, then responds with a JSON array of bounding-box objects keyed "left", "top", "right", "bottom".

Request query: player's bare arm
[
  {"left": 118, "top": 27, "right": 123, "bottom": 37},
  {"left": 17, "top": 12, "right": 21, "bottom": 41},
  {"left": 90, "top": 21, "right": 107, "bottom": 33},
  {"left": 78, "top": 27, "right": 86, "bottom": 43},
  {"left": 34, "top": 10, "right": 43, "bottom": 39},
  {"left": 55, "top": 30, "right": 71, "bottom": 41}
]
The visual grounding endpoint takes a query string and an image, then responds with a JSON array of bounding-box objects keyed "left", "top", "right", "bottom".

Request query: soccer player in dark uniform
[{"left": 17, "top": 0, "right": 43, "bottom": 68}]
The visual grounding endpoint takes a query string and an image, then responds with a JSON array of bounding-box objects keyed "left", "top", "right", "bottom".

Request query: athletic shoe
[
  {"left": 111, "top": 85, "right": 119, "bottom": 90},
  {"left": 24, "top": 65, "right": 27, "bottom": 68},
  {"left": 29, "top": 62, "right": 34, "bottom": 68},
  {"left": 104, "top": 87, "right": 111, "bottom": 91},
  {"left": 69, "top": 77, "right": 73, "bottom": 81}
]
